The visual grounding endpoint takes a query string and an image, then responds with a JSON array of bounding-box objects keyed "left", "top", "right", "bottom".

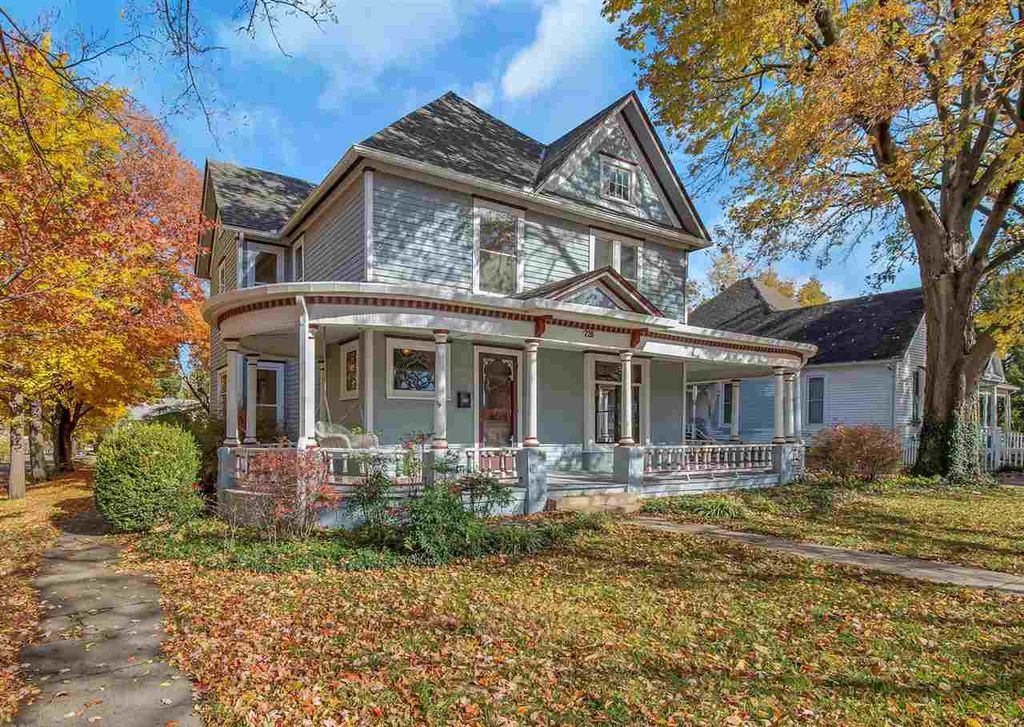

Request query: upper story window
[
  {"left": 293, "top": 236, "right": 305, "bottom": 282},
  {"left": 245, "top": 242, "right": 285, "bottom": 287},
  {"left": 591, "top": 231, "right": 642, "bottom": 287},
  {"left": 807, "top": 376, "right": 825, "bottom": 425},
  {"left": 600, "top": 157, "right": 634, "bottom": 203},
  {"left": 473, "top": 199, "right": 524, "bottom": 296}
]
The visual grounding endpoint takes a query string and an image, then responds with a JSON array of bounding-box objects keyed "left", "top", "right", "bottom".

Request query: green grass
[
  {"left": 131, "top": 521, "right": 1024, "bottom": 725},
  {"left": 644, "top": 477, "right": 1024, "bottom": 574}
]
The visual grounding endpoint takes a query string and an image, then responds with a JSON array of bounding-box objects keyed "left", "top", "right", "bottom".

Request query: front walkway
[
  {"left": 631, "top": 516, "right": 1024, "bottom": 594},
  {"left": 15, "top": 510, "right": 199, "bottom": 726}
]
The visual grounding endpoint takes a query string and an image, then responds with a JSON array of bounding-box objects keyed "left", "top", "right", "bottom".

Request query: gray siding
[
  {"left": 550, "top": 119, "right": 672, "bottom": 226},
  {"left": 301, "top": 181, "right": 365, "bottom": 282},
  {"left": 371, "top": 172, "right": 473, "bottom": 290},
  {"left": 642, "top": 241, "right": 686, "bottom": 320},
  {"left": 523, "top": 211, "right": 590, "bottom": 288},
  {"left": 650, "top": 360, "right": 685, "bottom": 443}
]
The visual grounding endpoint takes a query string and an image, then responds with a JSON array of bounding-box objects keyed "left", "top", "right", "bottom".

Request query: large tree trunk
[
  {"left": 28, "top": 400, "right": 50, "bottom": 483},
  {"left": 912, "top": 269, "right": 994, "bottom": 478},
  {"left": 54, "top": 403, "right": 76, "bottom": 473}
]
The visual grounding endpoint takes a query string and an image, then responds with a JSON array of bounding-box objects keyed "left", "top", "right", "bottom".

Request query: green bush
[
  {"left": 94, "top": 422, "right": 203, "bottom": 532},
  {"left": 643, "top": 495, "right": 749, "bottom": 521},
  {"left": 404, "top": 482, "right": 485, "bottom": 564}
]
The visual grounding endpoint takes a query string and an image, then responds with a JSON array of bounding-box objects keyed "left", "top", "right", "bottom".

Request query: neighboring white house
[{"left": 690, "top": 279, "right": 1020, "bottom": 468}]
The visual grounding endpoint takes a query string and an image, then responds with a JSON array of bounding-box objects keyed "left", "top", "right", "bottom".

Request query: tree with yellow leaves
[{"left": 606, "top": 0, "right": 1024, "bottom": 476}]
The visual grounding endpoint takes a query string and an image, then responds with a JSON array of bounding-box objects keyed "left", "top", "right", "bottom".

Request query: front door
[{"left": 478, "top": 352, "right": 518, "bottom": 447}]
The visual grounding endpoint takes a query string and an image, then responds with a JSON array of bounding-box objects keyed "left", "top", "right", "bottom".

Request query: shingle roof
[
  {"left": 360, "top": 92, "right": 547, "bottom": 188},
  {"left": 534, "top": 93, "right": 630, "bottom": 187},
  {"left": 207, "top": 161, "right": 316, "bottom": 233},
  {"left": 691, "top": 280, "right": 925, "bottom": 365}
]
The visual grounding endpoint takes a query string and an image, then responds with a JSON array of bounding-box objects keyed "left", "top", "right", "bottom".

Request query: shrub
[
  {"left": 94, "top": 422, "right": 204, "bottom": 532},
  {"left": 345, "top": 454, "right": 397, "bottom": 532},
  {"left": 643, "top": 495, "right": 749, "bottom": 521},
  {"left": 459, "top": 472, "right": 513, "bottom": 517},
  {"left": 807, "top": 424, "right": 902, "bottom": 482},
  {"left": 229, "top": 448, "right": 339, "bottom": 539},
  {"left": 403, "top": 481, "right": 484, "bottom": 564}
]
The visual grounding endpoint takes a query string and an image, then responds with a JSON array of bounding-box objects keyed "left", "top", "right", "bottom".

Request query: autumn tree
[
  {"left": 704, "top": 246, "right": 831, "bottom": 305},
  {"left": 796, "top": 278, "right": 830, "bottom": 306},
  {"left": 607, "top": 0, "right": 1024, "bottom": 476}
]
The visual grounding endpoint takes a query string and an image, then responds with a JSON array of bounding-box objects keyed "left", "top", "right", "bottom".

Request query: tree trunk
[
  {"left": 912, "top": 270, "right": 993, "bottom": 478},
  {"left": 7, "top": 395, "right": 27, "bottom": 499},
  {"left": 54, "top": 403, "right": 76, "bottom": 473},
  {"left": 28, "top": 400, "right": 50, "bottom": 483}
]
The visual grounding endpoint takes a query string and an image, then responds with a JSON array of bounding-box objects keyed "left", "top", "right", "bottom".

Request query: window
[
  {"left": 473, "top": 200, "right": 523, "bottom": 295},
  {"left": 591, "top": 231, "right": 642, "bottom": 286},
  {"left": 586, "top": 355, "right": 648, "bottom": 446},
  {"left": 722, "top": 383, "right": 734, "bottom": 425},
  {"left": 293, "top": 237, "right": 305, "bottom": 282},
  {"left": 600, "top": 157, "right": 634, "bottom": 203},
  {"left": 339, "top": 340, "right": 359, "bottom": 400},
  {"left": 386, "top": 337, "right": 447, "bottom": 400},
  {"left": 807, "top": 376, "right": 825, "bottom": 425},
  {"left": 244, "top": 242, "right": 285, "bottom": 286},
  {"left": 911, "top": 367, "right": 924, "bottom": 423},
  {"left": 255, "top": 362, "right": 284, "bottom": 426},
  {"left": 217, "top": 259, "right": 229, "bottom": 295}
]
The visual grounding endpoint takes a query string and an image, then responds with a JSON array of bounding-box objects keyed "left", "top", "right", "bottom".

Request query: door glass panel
[
  {"left": 595, "top": 384, "right": 619, "bottom": 444},
  {"left": 479, "top": 354, "right": 516, "bottom": 446}
]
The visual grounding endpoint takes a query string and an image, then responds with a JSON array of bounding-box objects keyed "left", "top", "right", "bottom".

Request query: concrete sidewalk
[
  {"left": 15, "top": 510, "right": 200, "bottom": 726},
  {"left": 631, "top": 516, "right": 1024, "bottom": 594}
]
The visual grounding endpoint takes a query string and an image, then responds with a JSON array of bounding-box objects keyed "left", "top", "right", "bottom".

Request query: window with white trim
[
  {"left": 386, "top": 337, "right": 447, "bottom": 400},
  {"left": 600, "top": 157, "right": 634, "bottom": 203},
  {"left": 339, "top": 340, "right": 359, "bottom": 400},
  {"left": 591, "top": 231, "right": 642, "bottom": 287},
  {"left": 254, "top": 361, "right": 285, "bottom": 426},
  {"left": 473, "top": 200, "right": 523, "bottom": 295},
  {"left": 807, "top": 376, "right": 825, "bottom": 425},
  {"left": 585, "top": 354, "right": 649, "bottom": 446},
  {"left": 244, "top": 242, "right": 285, "bottom": 287},
  {"left": 293, "top": 237, "right": 305, "bottom": 282}
]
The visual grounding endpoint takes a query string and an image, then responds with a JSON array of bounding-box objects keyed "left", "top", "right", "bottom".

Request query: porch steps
[{"left": 546, "top": 491, "right": 643, "bottom": 514}]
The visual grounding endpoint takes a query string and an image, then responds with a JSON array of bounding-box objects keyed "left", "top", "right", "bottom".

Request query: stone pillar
[
  {"left": 224, "top": 340, "right": 241, "bottom": 446},
  {"left": 618, "top": 350, "right": 634, "bottom": 446},
  {"left": 523, "top": 339, "right": 540, "bottom": 447},
  {"left": 784, "top": 371, "right": 797, "bottom": 443},
  {"left": 8, "top": 396, "right": 26, "bottom": 499},
  {"left": 296, "top": 302, "right": 317, "bottom": 449},
  {"left": 244, "top": 356, "right": 259, "bottom": 445},
  {"left": 729, "top": 379, "right": 741, "bottom": 442},
  {"left": 772, "top": 367, "right": 786, "bottom": 443},
  {"left": 432, "top": 330, "right": 449, "bottom": 450},
  {"left": 518, "top": 447, "right": 548, "bottom": 514},
  {"left": 216, "top": 446, "right": 237, "bottom": 492},
  {"left": 613, "top": 445, "right": 644, "bottom": 494}
]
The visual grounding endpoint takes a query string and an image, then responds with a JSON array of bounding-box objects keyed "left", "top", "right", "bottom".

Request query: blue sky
[{"left": 11, "top": 0, "right": 921, "bottom": 300}]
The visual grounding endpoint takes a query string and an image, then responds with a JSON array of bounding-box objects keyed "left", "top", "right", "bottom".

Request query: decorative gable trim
[{"left": 516, "top": 267, "right": 664, "bottom": 317}]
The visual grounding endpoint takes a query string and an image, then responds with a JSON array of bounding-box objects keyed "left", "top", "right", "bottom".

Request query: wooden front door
[{"left": 478, "top": 352, "right": 518, "bottom": 447}]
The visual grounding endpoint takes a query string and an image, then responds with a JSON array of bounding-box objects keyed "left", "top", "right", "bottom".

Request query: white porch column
[
  {"left": 729, "top": 379, "right": 741, "bottom": 442},
  {"left": 784, "top": 371, "right": 797, "bottom": 442},
  {"left": 793, "top": 372, "right": 804, "bottom": 443},
  {"left": 1005, "top": 392, "right": 1013, "bottom": 433},
  {"left": 523, "top": 339, "right": 540, "bottom": 447},
  {"left": 244, "top": 355, "right": 258, "bottom": 444},
  {"left": 360, "top": 330, "right": 374, "bottom": 432},
  {"left": 618, "top": 350, "right": 634, "bottom": 446},
  {"left": 224, "top": 340, "right": 241, "bottom": 446},
  {"left": 990, "top": 386, "right": 1001, "bottom": 469},
  {"left": 690, "top": 384, "right": 698, "bottom": 439},
  {"left": 432, "top": 330, "right": 449, "bottom": 450},
  {"left": 773, "top": 367, "right": 786, "bottom": 443},
  {"left": 681, "top": 362, "right": 689, "bottom": 443},
  {"left": 297, "top": 298, "right": 317, "bottom": 449}
]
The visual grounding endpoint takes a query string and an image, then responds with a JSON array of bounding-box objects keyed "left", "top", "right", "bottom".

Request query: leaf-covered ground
[
  {"left": 131, "top": 523, "right": 1024, "bottom": 725},
  {"left": 645, "top": 483, "right": 1024, "bottom": 575},
  {"left": 0, "top": 473, "right": 93, "bottom": 721}
]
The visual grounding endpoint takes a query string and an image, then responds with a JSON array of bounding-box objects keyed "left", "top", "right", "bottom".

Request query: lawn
[
  {"left": 129, "top": 521, "right": 1024, "bottom": 725},
  {"left": 0, "top": 473, "right": 93, "bottom": 721},
  {"left": 643, "top": 480, "right": 1024, "bottom": 575}
]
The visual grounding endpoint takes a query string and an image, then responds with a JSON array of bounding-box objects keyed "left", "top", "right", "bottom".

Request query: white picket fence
[{"left": 902, "top": 429, "right": 1023, "bottom": 471}]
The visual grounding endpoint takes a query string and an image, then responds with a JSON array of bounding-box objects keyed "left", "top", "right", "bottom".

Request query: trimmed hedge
[{"left": 94, "top": 422, "right": 203, "bottom": 532}]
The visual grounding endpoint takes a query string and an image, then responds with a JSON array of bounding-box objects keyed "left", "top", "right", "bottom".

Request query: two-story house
[{"left": 198, "top": 92, "right": 817, "bottom": 511}]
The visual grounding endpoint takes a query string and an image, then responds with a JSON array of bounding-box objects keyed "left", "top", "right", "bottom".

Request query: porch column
[
  {"left": 990, "top": 386, "right": 1001, "bottom": 469},
  {"left": 523, "top": 339, "right": 540, "bottom": 447},
  {"left": 297, "top": 299, "right": 317, "bottom": 450},
  {"left": 773, "top": 367, "right": 786, "bottom": 443},
  {"left": 729, "top": 379, "right": 741, "bottom": 442},
  {"left": 224, "top": 339, "right": 241, "bottom": 446},
  {"left": 784, "top": 371, "right": 797, "bottom": 442},
  {"left": 432, "top": 330, "right": 449, "bottom": 449},
  {"left": 1005, "top": 392, "right": 1013, "bottom": 433},
  {"left": 681, "top": 362, "right": 688, "bottom": 443},
  {"left": 793, "top": 372, "right": 804, "bottom": 443},
  {"left": 618, "top": 350, "right": 635, "bottom": 446},
  {"left": 690, "top": 384, "right": 697, "bottom": 439},
  {"left": 243, "top": 356, "right": 258, "bottom": 444}
]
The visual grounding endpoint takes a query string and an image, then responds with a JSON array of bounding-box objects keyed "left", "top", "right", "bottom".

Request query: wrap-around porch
[{"left": 207, "top": 280, "right": 815, "bottom": 515}]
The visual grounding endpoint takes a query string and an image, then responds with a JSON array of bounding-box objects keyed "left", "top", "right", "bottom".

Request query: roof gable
[{"left": 514, "top": 267, "right": 664, "bottom": 316}]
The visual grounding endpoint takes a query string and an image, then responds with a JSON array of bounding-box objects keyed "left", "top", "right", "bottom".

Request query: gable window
[
  {"left": 600, "top": 157, "right": 634, "bottom": 203},
  {"left": 244, "top": 242, "right": 285, "bottom": 287},
  {"left": 807, "top": 376, "right": 825, "bottom": 425},
  {"left": 591, "top": 231, "right": 642, "bottom": 287},
  {"left": 339, "top": 340, "right": 359, "bottom": 400},
  {"left": 293, "top": 237, "right": 305, "bottom": 282},
  {"left": 386, "top": 337, "right": 449, "bottom": 400},
  {"left": 473, "top": 200, "right": 524, "bottom": 295}
]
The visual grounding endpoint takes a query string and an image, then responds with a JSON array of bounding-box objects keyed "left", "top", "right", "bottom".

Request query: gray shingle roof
[
  {"left": 534, "top": 93, "right": 630, "bottom": 187},
  {"left": 691, "top": 280, "right": 925, "bottom": 365},
  {"left": 207, "top": 161, "right": 316, "bottom": 233}
]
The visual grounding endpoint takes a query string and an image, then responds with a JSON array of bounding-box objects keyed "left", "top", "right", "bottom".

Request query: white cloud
[
  {"left": 500, "top": 0, "right": 615, "bottom": 101},
  {"left": 218, "top": 1, "right": 477, "bottom": 109},
  {"left": 466, "top": 81, "right": 496, "bottom": 108}
]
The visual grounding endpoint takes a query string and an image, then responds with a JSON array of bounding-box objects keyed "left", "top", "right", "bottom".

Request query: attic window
[{"left": 601, "top": 157, "right": 634, "bottom": 203}]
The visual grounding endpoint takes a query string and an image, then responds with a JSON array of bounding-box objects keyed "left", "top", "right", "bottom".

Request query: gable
[
  {"left": 564, "top": 281, "right": 633, "bottom": 310},
  {"left": 544, "top": 114, "right": 675, "bottom": 227},
  {"left": 983, "top": 355, "right": 1006, "bottom": 383},
  {"left": 514, "top": 267, "right": 664, "bottom": 316}
]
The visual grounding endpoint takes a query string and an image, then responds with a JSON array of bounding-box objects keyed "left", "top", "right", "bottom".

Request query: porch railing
[
  {"left": 903, "top": 430, "right": 1023, "bottom": 471},
  {"left": 459, "top": 447, "right": 519, "bottom": 480},
  {"left": 643, "top": 443, "right": 774, "bottom": 475}
]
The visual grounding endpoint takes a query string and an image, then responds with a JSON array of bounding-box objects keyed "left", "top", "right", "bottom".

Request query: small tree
[{"left": 232, "top": 449, "right": 338, "bottom": 540}]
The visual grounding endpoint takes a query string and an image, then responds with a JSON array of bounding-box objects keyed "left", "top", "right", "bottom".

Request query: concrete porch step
[{"left": 546, "top": 491, "right": 642, "bottom": 514}]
